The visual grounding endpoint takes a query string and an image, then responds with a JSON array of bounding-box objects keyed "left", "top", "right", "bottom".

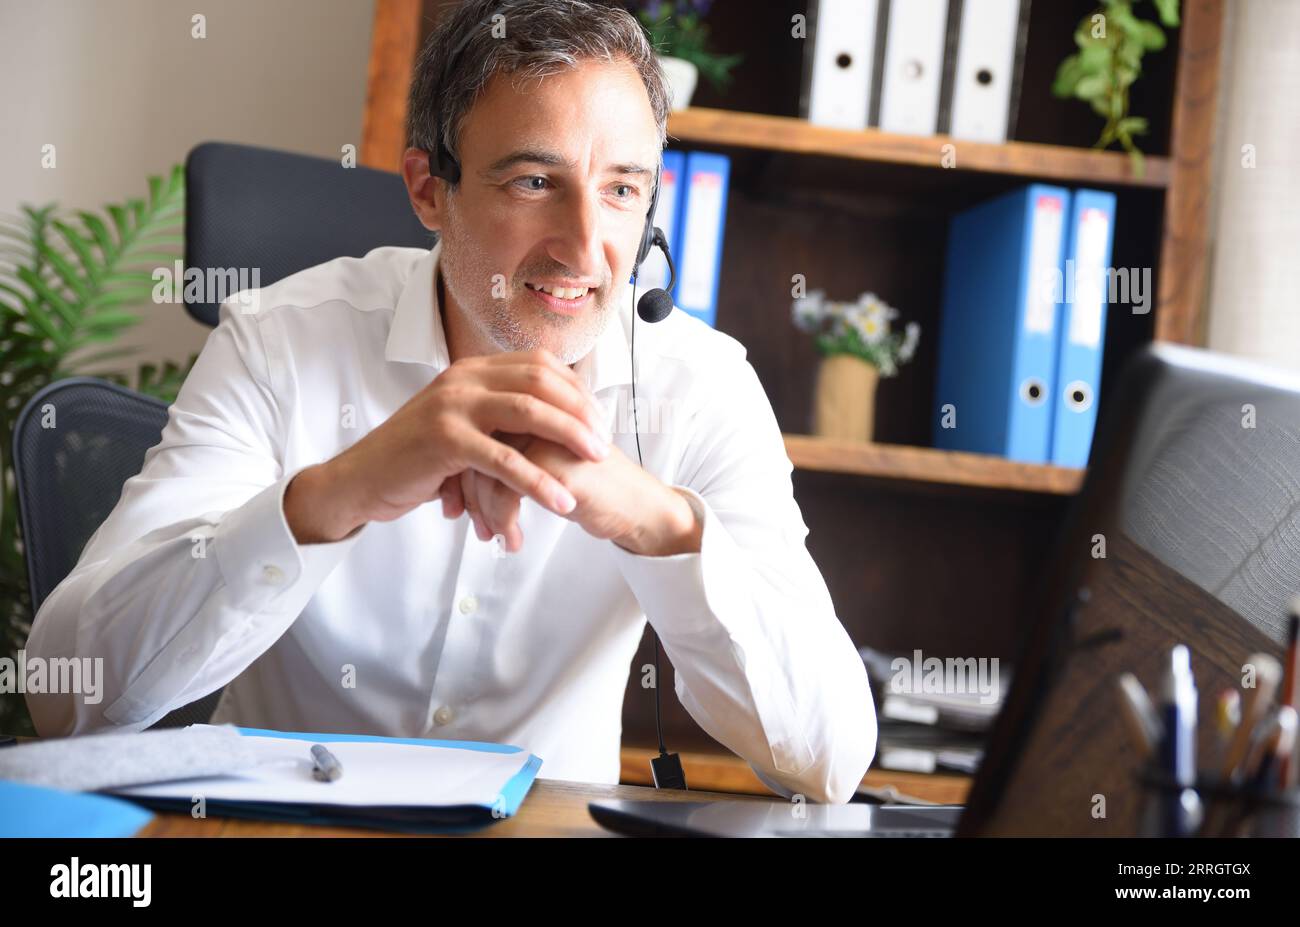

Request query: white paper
[{"left": 110, "top": 726, "right": 537, "bottom": 809}]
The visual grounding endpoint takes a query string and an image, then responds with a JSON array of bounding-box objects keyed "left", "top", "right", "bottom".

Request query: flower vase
[
  {"left": 658, "top": 55, "right": 698, "bottom": 110},
  {"left": 812, "top": 353, "right": 878, "bottom": 442}
]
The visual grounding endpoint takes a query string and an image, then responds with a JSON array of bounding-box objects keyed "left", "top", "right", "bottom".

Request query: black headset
[{"left": 424, "top": 1, "right": 686, "bottom": 789}]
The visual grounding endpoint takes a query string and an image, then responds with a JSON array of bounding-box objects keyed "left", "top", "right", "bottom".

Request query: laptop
[
  {"left": 590, "top": 345, "right": 1300, "bottom": 837},
  {"left": 588, "top": 798, "right": 962, "bottom": 838}
]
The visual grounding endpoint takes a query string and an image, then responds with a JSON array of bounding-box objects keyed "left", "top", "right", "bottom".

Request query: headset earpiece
[{"left": 635, "top": 162, "right": 663, "bottom": 270}]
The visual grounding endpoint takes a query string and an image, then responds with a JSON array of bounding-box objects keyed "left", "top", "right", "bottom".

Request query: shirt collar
[
  {"left": 573, "top": 290, "right": 635, "bottom": 396},
  {"left": 384, "top": 241, "right": 450, "bottom": 370},
  {"left": 385, "top": 238, "right": 635, "bottom": 395}
]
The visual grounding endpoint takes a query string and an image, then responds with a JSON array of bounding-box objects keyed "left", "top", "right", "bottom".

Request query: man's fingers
[
  {"left": 456, "top": 426, "right": 577, "bottom": 517},
  {"left": 476, "top": 363, "right": 607, "bottom": 439},
  {"left": 476, "top": 391, "right": 608, "bottom": 463},
  {"left": 460, "top": 470, "right": 491, "bottom": 541},
  {"left": 482, "top": 477, "right": 523, "bottom": 552},
  {"left": 518, "top": 348, "right": 590, "bottom": 398},
  {"left": 469, "top": 468, "right": 521, "bottom": 550},
  {"left": 465, "top": 469, "right": 491, "bottom": 540},
  {"left": 439, "top": 471, "right": 466, "bottom": 519}
]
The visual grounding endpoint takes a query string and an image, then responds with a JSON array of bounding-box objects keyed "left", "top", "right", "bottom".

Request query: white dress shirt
[{"left": 26, "top": 241, "right": 877, "bottom": 803}]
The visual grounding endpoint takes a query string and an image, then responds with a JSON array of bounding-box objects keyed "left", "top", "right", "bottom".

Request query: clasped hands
[
  {"left": 285, "top": 349, "right": 700, "bottom": 556},
  {"left": 434, "top": 360, "right": 700, "bottom": 558}
]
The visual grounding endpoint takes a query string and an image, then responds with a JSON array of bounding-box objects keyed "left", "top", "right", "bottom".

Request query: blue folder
[
  {"left": 933, "top": 184, "right": 1071, "bottom": 463},
  {"left": 1050, "top": 188, "right": 1117, "bottom": 468},
  {"left": 0, "top": 779, "right": 155, "bottom": 838},
  {"left": 111, "top": 726, "right": 543, "bottom": 835},
  {"left": 674, "top": 151, "right": 731, "bottom": 327}
]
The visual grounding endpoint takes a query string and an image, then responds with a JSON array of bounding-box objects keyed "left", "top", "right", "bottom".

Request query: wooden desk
[
  {"left": 133, "top": 751, "right": 969, "bottom": 836},
  {"left": 7, "top": 736, "right": 970, "bottom": 836},
  {"left": 135, "top": 778, "right": 766, "bottom": 837}
]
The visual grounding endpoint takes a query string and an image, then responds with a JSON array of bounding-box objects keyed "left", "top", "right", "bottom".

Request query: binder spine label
[
  {"left": 1024, "top": 194, "right": 1064, "bottom": 335},
  {"left": 1068, "top": 207, "right": 1111, "bottom": 349}
]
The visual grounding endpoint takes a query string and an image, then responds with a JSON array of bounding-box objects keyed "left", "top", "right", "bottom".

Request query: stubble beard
[{"left": 438, "top": 228, "right": 615, "bottom": 366}]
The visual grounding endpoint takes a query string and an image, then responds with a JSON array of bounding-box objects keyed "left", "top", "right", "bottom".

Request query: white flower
[
  {"left": 852, "top": 310, "right": 887, "bottom": 345},
  {"left": 898, "top": 321, "right": 921, "bottom": 362},
  {"left": 857, "top": 292, "right": 898, "bottom": 325},
  {"left": 792, "top": 289, "right": 826, "bottom": 332},
  {"left": 829, "top": 311, "right": 851, "bottom": 339}
]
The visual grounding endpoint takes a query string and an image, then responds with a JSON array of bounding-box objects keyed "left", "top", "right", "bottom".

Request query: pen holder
[{"left": 1137, "top": 769, "right": 1300, "bottom": 837}]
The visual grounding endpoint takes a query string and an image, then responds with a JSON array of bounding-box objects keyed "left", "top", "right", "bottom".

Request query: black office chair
[
  {"left": 12, "top": 377, "right": 219, "bottom": 728},
  {"left": 183, "top": 141, "right": 435, "bottom": 327}
]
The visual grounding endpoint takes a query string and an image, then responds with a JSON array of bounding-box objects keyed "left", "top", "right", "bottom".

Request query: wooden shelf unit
[
  {"left": 783, "top": 434, "right": 1085, "bottom": 496},
  {"left": 361, "top": 0, "right": 1226, "bottom": 788},
  {"left": 668, "top": 106, "right": 1172, "bottom": 189}
]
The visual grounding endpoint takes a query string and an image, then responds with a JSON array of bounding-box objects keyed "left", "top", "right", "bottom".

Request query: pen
[
  {"left": 1223, "top": 706, "right": 1298, "bottom": 837},
  {"left": 1215, "top": 688, "right": 1240, "bottom": 769},
  {"left": 1116, "top": 673, "right": 1161, "bottom": 759},
  {"left": 311, "top": 744, "right": 344, "bottom": 782},
  {"left": 1158, "top": 645, "right": 1199, "bottom": 836},
  {"left": 1271, "top": 707, "right": 1297, "bottom": 790},
  {"left": 1160, "top": 646, "right": 1198, "bottom": 782},
  {"left": 1246, "top": 706, "right": 1297, "bottom": 791},
  {"left": 1281, "top": 601, "right": 1300, "bottom": 788},
  {"left": 1216, "top": 688, "right": 1241, "bottom": 734},
  {"left": 1220, "top": 652, "right": 1282, "bottom": 783}
]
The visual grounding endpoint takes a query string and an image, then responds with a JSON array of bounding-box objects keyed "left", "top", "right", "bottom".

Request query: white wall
[
  {"left": 0, "top": 0, "right": 377, "bottom": 372},
  {"left": 1203, "top": 0, "right": 1300, "bottom": 372}
]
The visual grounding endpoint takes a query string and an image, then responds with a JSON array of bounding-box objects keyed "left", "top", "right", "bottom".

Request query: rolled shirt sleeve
[
  {"left": 24, "top": 300, "right": 365, "bottom": 736},
  {"left": 609, "top": 357, "right": 877, "bottom": 804}
]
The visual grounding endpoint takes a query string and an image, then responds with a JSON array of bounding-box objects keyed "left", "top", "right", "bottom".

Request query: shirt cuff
[
  {"left": 609, "top": 485, "right": 818, "bottom": 777},
  {"left": 214, "top": 466, "right": 367, "bottom": 613},
  {"left": 608, "top": 485, "right": 751, "bottom": 641}
]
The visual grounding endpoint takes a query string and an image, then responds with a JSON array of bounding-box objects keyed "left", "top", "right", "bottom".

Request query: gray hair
[{"left": 406, "top": 0, "right": 671, "bottom": 187}]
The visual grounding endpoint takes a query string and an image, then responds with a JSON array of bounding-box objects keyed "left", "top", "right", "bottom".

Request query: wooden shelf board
[
  {"left": 668, "top": 107, "right": 1171, "bottom": 189},
  {"left": 783, "top": 434, "right": 1086, "bottom": 496}
]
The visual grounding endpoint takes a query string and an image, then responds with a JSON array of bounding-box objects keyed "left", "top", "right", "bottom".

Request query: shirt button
[
  {"left": 458, "top": 594, "right": 478, "bottom": 615},
  {"left": 433, "top": 705, "right": 454, "bottom": 726},
  {"left": 261, "top": 564, "right": 284, "bottom": 584}
]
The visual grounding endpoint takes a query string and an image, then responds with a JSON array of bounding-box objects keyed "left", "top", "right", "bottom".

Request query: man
[{"left": 26, "top": 0, "right": 875, "bottom": 803}]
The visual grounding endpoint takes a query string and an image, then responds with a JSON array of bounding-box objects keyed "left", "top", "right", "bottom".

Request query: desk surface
[
  {"left": 137, "top": 778, "right": 767, "bottom": 837},
  {"left": 137, "top": 766, "right": 969, "bottom": 837},
  {"left": 9, "top": 735, "right": 971, "bottom": 836}
]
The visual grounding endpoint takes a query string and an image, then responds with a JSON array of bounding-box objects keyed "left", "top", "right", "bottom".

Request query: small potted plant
[
  {"left": 793, "top": 290, "right": 920, "bottom": 443},
  {"left": 1051, "top": 0, "right": 1180, "bottom": 177},
  {"left": 628, "top": 0, "right": 743, "bottom": 110}
]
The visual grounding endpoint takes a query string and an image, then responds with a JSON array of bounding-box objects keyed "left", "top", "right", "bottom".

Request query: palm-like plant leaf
[{"left": 0, "top": 163, "right": 196, "bottom": 736}]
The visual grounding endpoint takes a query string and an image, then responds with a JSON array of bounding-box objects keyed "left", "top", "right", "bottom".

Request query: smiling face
[{"left": 405, "top": 56, "right": 661, "bottom": 365}]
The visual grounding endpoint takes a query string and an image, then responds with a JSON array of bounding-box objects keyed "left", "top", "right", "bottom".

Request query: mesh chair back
[{"left": 13, "top": 377, "right": 219, "bottom": 727}]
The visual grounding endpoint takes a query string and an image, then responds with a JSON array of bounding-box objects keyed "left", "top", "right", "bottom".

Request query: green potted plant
[
  {"left": 1051, "top": 0, "right": 1181, "bottom": 176},
  {"left": 628, "top": 0, "right": 743, "bottom": 109},
  {"left": 792, "top": 289, "right": 920, "bottom": 443},
  {"left": 0, "top": 164, "right": 196, "bottom": 735}
]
